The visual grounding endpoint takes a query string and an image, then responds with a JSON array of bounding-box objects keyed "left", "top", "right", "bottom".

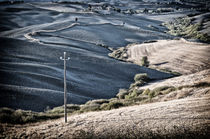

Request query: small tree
[
  {"left": 141, "top": 56, "right": 149, "bottom": 67},
  {"left": 143, "top": 8, "right": 148, "bottom": 13}
]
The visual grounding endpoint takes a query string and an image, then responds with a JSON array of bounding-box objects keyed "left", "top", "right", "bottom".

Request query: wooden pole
[
  {"left": 63, "top": 52, "right": 67, "bottom": 123},
  {"left": 60, "top": 52, "right": 70, "bottom": 123}
]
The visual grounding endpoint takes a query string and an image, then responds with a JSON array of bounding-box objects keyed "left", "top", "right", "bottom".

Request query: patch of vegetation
[
  {"left": 85, "top": 99, "right": 110, "bottom": 105},
  {"left": 148, "top": 90, "right": 156, "bottom": 99},
  {"left": 153, "top": 86, "right": 176, "bottom": 93},
  {"left": 158, "top": 68, "right": 182, "bottom": 76},
  {"left": 178, "top": 82, "right": 210, "bottom": 90},
  {"left": 46, "top": 104, "right": 80, "bottom": 114},
  {"left": 0, "top": 107, "right": 62, "bottom": 124},
  {"left": 108, "top": 47, "right": 128, "bottom": 61},
  {"left": 129, "top": 73, "right": 150, "bottom": 90},
  {"left": 142, "top": 86, "right": 176, "bottom": 99},
  {"left": 129, "top": 80, "right": 144, "bottom": 88},
  {"left": 116, "top": 89, "right": 129, "bottom": 99},
  {"left": 79, "top": 99, "right": 110, "bottom": 113},
  {"left": 115, "top": 76, "right": 177, "bottom": 105},
  {"left": 141, "top": 56, "right": 150, "bottom": 67},
  {"left": 134, "top": 73, "right": 149, "bottom": 82},
  {"left": 114, "top": 8, "right": 121, "bottom": 13},
  {"left": 80, "top": 104, "right": 101, "bottom": 112},
  {"left": 125, "top": 89, "right": 144, "bottom": 100},
  {"left": 156, "top": 8, "right": 174, "bottom": 13},
  {"left": 164, "top": 16, "right": 210, "bottom": 43},
  {"left": 143, "top": 88, "right": 151, "bottom": 95},
  {"left": 153, "top": 86, "right": 176, "bottom": 97},
  {"left": 100, "top": 101, "right": 124, "bottom": 110}
]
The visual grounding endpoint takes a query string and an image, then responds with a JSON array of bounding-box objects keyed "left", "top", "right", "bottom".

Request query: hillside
[
  {"left": 1, "top": 89, "right": 209, "bottom": 138},
  {"left": 1, "top": 0, "right": 210, "bottom": 138},
  {"left": 1, "top": 39, "right": 210, "bottom": 138},
  {"left": 110, "top": 39, "right": 210, "bottom": 75}
]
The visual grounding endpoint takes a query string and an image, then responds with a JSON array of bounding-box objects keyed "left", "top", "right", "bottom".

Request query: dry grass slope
[{"left": 1, "top": 93, "right": 209, "bottom": 138}]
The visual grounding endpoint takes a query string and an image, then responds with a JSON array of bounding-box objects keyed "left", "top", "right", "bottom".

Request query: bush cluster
[
  {"left": 165, "top": 16, "right": 210, "bottom": 43},
  {"left": 0, "top": 107, "right": 61, "bottom": 124}
]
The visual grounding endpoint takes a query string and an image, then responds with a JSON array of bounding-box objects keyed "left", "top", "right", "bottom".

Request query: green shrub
[
  {"left": 124, "top": 95, "right": 133, "bottom": 100},
  {"left": 100, "top": 101, "right": 124, "bottom": 110},
  {"left": 159, "top": 68, "right": 182, "bottom": 76},
  {"left": 129, "top": 81, "right": 145, "bottom": 89},
  {"left": 129, "top": 83, "right": 136, "bottom": 89},
  {"left": 143, "top": 88, "right": 150, "bottom": 95},
  {"left": 152, "top": 86, "right": 174, "bottom": 93},
  {"left": 115, "top": 8, "right": 121, "bottom": 13},
  {"left": 146, "top": 86, "right": 176, "bottom": 98},
  {"left": 196, "top": 33, "right": 209, "bottom": 42},
  {"left": 125, "top": 89, "right": 144, "bottom": 100},
  {"left": 85, "top": 99, "right": 110, "bottom": 105},
  {"left": 162, "top": 87, "right": 176, "bottom": 95},
  {"left": 47, "top": 107, "right": 63, "bottom": 114},
  {"left": 134, "top": 80, "right": 145, "bottom": 87},
  {"left": 141, "top": 56, "right": 149, "bottom": 67},
  {"left": 0, "top": 107, "right": 14, "bottom": 114},
  {"left": 125, "top": 95, "right": 148, "bottom": 103},
  {"left": 47, "top": 104, "right": 80, "bottom": 114},
  {"left": 134, "top": 73, "right": 149, "bottom": 82},
  {"left": 132, "top": 89, "right": 144, "bottom": 96},
  {"left": 80, "top": 104, "right": 100, "bottom": 112},
  {"left": 0, "top": 107, "right": 61, "bottom": 124},
  {"left": 116, "top": 89, "right": 129, "bottom": 99},
  {"left": 148, "top": 91, "right": 155, "bottom": 99},
  {"left": 79, "top": 99, "right": 110, "bottom": 113}
]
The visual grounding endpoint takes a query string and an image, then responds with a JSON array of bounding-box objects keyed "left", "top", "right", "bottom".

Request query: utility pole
[{"left": 60, "top": 52, "right": 70, "bottom": 123}]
